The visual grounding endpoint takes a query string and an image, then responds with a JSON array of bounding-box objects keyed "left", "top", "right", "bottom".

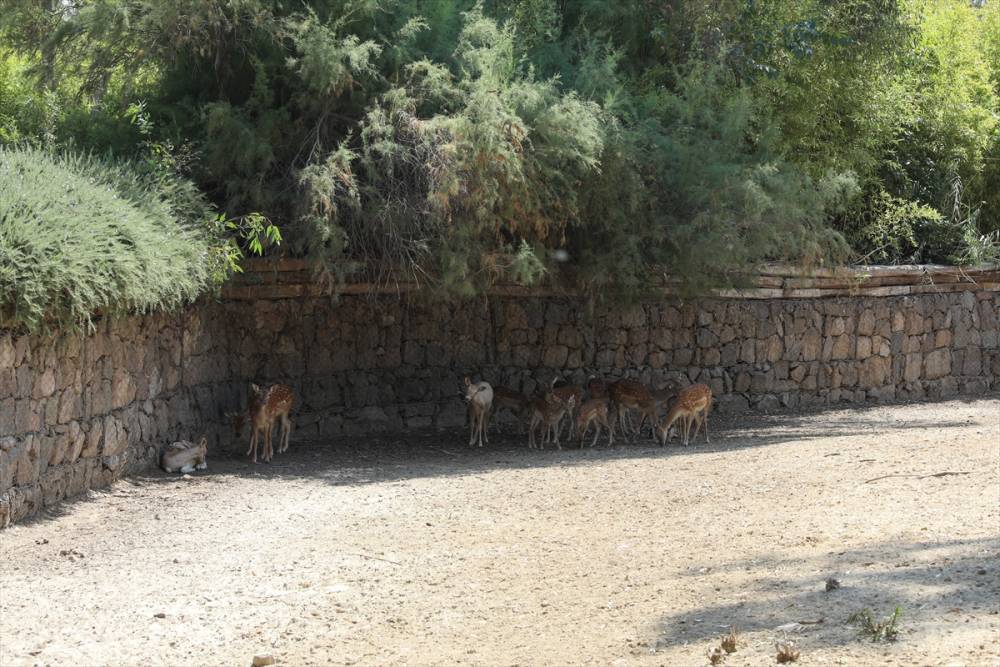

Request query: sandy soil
[{"left": 1, "top": 396, "right": 998, "bottom": 667}]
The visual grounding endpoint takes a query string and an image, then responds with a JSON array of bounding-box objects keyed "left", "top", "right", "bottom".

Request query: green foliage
[
  {"left": 1, "top": 0, "right": 997, "bottom": 311},
  {"left": 0, "top": 145, "right": 228, "bottom": 331}
]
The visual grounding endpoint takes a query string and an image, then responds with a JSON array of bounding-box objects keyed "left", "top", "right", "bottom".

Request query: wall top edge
[{"left": 239, "top": 257, "right": 999, "bottom": 278}]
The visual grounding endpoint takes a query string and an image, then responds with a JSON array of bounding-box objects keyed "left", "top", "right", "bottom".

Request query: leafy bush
[
  {"left": 1, "top": 0, "right": 997, "bottom": 298},
  {"left": 0, "top": 145, "right": 228, "bottom": 331}
]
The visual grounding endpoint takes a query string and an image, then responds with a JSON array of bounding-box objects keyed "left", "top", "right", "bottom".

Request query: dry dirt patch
[{"left": 1, "top": 397, "right": 998, "bottom": 666}]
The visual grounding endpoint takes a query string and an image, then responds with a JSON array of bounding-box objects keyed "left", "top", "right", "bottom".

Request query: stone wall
[
  {"left": 2, "top": 264, "right": 998, "bottom": 526},
  {"left": 0, "top": 306, "right": 239, "bottom": 527},
  {"left": 231, "top": 289, "right": 998, "bottom": 441}
]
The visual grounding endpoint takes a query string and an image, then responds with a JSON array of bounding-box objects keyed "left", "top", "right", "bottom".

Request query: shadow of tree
[
  {"left": 15, "top": 393, "right": 996, "bottom": 529},
  {"left": 653, "top": 536, "right": 1000, "bottom": 650}
]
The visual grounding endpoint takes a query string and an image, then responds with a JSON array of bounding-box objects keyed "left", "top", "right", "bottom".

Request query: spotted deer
[
  {"left": 464, "top": 377, "right": 494, "bottom": 448},
  {"left": 635, "top": 381, "right": 682, "bottom": 436},
  {"left": 575, "top": 398, "right": 614, "bottom": 448},
  {"left": 656, "top": 383, "right": 713, "bottom": 446},
  {"left": 608, "top": 379, "right": 653, "bottom": 437},
  {"left": 245, "top": 383, "right": 295, "bottom": 463},
  {"left": 161, "top": 437, "right": 208, "bottom": 474},
  {"left": 551, "top": 378, "right": 584, "bottom": 439},
  {"left": 586, "top": 375, "right": 609, "bottom": 400},
  {"left": 528, "top": 393, "right": 576, "bottom": 450}
]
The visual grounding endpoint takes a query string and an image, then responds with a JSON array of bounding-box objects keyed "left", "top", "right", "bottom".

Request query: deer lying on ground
[
  {"left": 464, "top": 377, "right": 494, "bottom": 448},
  {"left": 528, "top": 393, "right": 576, "bottom": 450},
  {"left": 575, "top": 398, "right": 614, "bottom": 448},
  {"left": 487, "top": 386, "right": 531, "bottom": 434},
  {"left": 161, "top": 437, "right": 208, "bottom": 474},
  {"left": 656, "top": 383, "right": 713, "bottom": 446},
  {"left": 243, "top": 383, "right": 295, "bottom": 463}
]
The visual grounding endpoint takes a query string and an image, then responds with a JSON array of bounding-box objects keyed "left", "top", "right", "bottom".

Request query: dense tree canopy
[{"left": 1, "top": 0, "right": 998, "bottom": 299}]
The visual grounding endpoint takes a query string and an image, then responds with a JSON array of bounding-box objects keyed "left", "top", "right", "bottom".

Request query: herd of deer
[
  {"left": 184, "top": 374, "right": 709, "bottom": 469},
  {"left": 463, "top": 375, "right": 713, "bottom": 450}
]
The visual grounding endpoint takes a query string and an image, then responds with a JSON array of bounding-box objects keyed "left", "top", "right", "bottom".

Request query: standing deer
[
  {"left": 656, "top": 383, "right": 713, "bottom": 446},
  {"left": 489, "top": 386, "right": 531, "bottom": 434},
  {"left": 586, "top": 375, "right": 609, "bottom": 400},
  {"left": 609, "top": 379, "right": 681, "bottom": 439},
  {"left": 608, "top": 379, "right": 653, "bottom": 438},
  {"left": 575, "top": 398, "right": 614, "bottom": 448},
  {"left": 635, "top": 381, "right": 682, "bottom": 436},
  {"left": 245, "top": 383, "right": 295, "bottom": 463},
  {"left": 551, "top": 378, "right": 584, "bottom": 440},
  {"left": 464, "top": 377, "right": 494, "bottom": 448},
  {"left": 528, "top": 393, "right": 576, "bottom": 450}
]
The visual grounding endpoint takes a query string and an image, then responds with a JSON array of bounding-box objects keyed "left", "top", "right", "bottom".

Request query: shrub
[{"left": 0, "top": 145, "right": 228, "bottom": 331}]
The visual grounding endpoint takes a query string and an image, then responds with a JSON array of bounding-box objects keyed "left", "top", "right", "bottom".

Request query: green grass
[
  {"left": 0, "top": 145, "right": 227, "bottom": 331},
  {"left": 847, "top": 606, "right": 903, "bottom": 642}
]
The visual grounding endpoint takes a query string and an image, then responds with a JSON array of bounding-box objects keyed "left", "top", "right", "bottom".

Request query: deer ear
[
  {"left": 464, "top": 377, "right": 472, "bottom": 386},
  {"left": 251, "top": 383, "right": 260, "bottom": 393}
]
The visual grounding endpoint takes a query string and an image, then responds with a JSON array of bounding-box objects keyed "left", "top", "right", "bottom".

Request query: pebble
[{"left": 252, "top": 654, "right": 276, "bottom": 666}]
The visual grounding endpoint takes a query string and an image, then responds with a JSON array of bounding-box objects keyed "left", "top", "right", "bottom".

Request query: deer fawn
[
  {"left": 245, "top": 383, "right": 295, "bottom": 463},
  {"left": 161, "top": 437, "right": 208, "bottom": 474},
  {"left": 464, "top": 377, "right": 494, "bottom": 448},
  {"left": 528, "top": 393, "right": 576, "bottom": 450},
  {"left": 656, "top": 383, "right": 713, "bottom": 446},
  {"left": 575, "top": 398, "right": 614, "bottom": 448}
]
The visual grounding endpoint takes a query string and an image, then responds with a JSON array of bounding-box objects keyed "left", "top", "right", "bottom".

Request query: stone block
[
  {"left": 13, "top": 435, "right": 38, "bottom": 486},
  {"left": 831, "top": 335, "right": 852, "bottom": 360},
  {"left": 542, "top": 345, "right": 569, "bottom": 368},
  {"left": 962, "top": 347, "right": 981, "bottom": 376},
  {"left": 14, "top": 399, "right": 40, "bottom": 434},
  {"left": 923, "top": 349, "right": 951, "bottom": 380},
  {"left": 857, "top": 309, "right": 876, "bottom": 336},
  {"left": 859, "top": 357, "right": 889, "bottom": 389}
]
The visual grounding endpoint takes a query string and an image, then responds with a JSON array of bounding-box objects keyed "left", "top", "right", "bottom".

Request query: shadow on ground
[
  {"left": 15, "top": 393, "right": 997, "bottom": 529},
  {"left": 652, "top": 536, "right": 1000, "bottom": 650},
  {"left": 133, "top": 393, "right": 995, "bottom": 488}
]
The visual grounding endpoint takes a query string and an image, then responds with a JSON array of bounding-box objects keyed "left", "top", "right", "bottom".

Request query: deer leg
[
  {"left": 249, "top": 428, "right": 258, "bottom": 463},
  {"left": 278, "top": 415, "right": 290, "bottom": 453},
  {"left": 468, "top": 407, "right": 476, "bottom": 447},
  {"left": 690, "top": 412, "right": 703, "bottom": 443}
]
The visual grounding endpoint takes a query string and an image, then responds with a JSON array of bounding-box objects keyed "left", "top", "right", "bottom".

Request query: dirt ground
[{"left": 1, "top": 396, "right": 998, "bottom": 667}]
